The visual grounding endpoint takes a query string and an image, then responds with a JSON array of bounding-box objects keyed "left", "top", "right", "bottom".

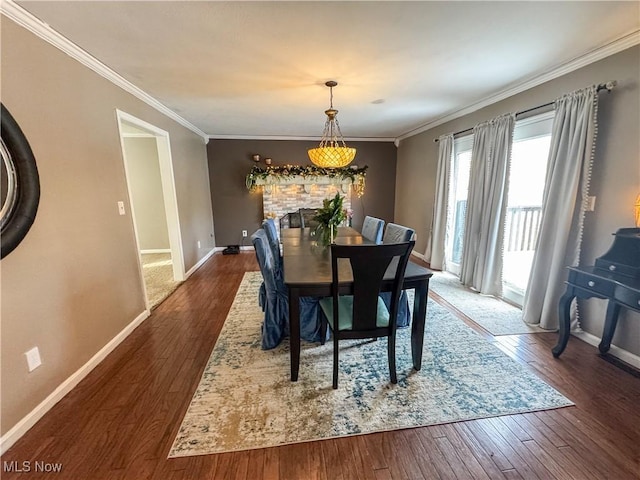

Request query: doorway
[{"left": 116, "top": 111, "right": 185, "bottom": 310}]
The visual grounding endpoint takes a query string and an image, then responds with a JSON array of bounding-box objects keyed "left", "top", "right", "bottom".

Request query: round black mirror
[{"left": 1, "top": 104, "right": 40, "bottom": 258}]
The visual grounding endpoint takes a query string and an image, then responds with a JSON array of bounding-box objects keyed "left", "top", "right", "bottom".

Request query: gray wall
[
  {"left": 1, "top": 19, "right": 214, "bottom": 435},
  {"left": 207, "top": 139, "right": 398, "bottom": 246},
  {"left": 123, "top": 137, "right": 170, "bottom": 251},
  {"left": 395, "top": 46, "right": 640, "bottom": 357}
]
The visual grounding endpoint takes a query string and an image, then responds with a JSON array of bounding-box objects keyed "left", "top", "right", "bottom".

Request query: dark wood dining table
[{"left": 281, "top": 226, "right": 434, "bottom": 381}]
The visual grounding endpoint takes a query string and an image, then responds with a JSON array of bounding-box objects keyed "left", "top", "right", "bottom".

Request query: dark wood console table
[{"left": 553, "top": 228, "right": 640, "bottom": 358}]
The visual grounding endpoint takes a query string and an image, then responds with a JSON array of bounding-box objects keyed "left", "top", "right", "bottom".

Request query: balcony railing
[
  {"left": 504, "top": 205, "right": 542, "bottom": 252},
  {"left": 450, "top": 202, "right": 542, "bottom": 263}
]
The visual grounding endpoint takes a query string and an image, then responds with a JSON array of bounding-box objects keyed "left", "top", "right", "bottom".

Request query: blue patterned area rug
[{"left": 169, "top": 272, "right": 572, "bottom": 457}]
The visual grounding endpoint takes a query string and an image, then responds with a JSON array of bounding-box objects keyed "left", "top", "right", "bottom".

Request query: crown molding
[
  {"left": 1, "top": 0, "right": 209, "bottom": 141},
  {"left": 396, "top": 28, "right": 640, "bottom": 143},
  {"left": 209, "top": 134, "right": 396, "bottom": 142}
]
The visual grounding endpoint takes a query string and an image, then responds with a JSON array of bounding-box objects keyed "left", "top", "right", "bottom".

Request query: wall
[
  {"left": 396, "top": 46, "right": 640, "bottom": 357},
  {"left": 123, "top": 137, "right": 170, "bottom": 251},
  {"left": 208, "top": 139, "right": 397, "bottom": 246},
  {"left": 0, "top": 19, "right": 214, "bottom": 436}
]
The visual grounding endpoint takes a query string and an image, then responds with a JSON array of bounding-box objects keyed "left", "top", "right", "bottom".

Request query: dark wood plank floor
[{"left": 2, "top": 252, "right": 639, "bottom": 479}]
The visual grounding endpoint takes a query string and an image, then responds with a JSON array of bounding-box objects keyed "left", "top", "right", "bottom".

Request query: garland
[{"left": 246, "top": 164, "right": 368, "bottom": 196}]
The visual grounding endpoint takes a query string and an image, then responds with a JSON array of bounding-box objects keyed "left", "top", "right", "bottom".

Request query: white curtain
[
  {"left": 460, "top": 114, "right": 515, "bottom": 296},
  {"left": 425, "top": 134, "right": 453, "bottom": 269},
  {"left": 523, "top": 86, "right": 598, "bottom": 330}
]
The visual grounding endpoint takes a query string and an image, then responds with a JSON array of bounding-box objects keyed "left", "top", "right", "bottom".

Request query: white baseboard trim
[
  {"left": 185, "top": 248, "right": 216, "bottom": 278},
  {"left": 0, "top": 309, "right": 150, "bottom": 455},
  {"left": 410, "top": 250, "right": 427, "bottom": 262},
  {"left": 140, "top": 248, "right": 171, "bottom": 254},
  {"left": 572, "top": 330, "right": 640, "bottom": 369}
]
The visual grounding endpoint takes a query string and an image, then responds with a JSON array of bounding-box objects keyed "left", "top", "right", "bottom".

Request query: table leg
[
  {"left": 411, "top": 279, "right": 429, "bottom": 370},
  {"left": 553, "top": 290, "right": 575, "bottom": 358},
  {"left": 288, "top": 288, "right": 301, "bottom": 381},
  {"left": 599, "top": 301, "right": 620, "bottom": 354}
]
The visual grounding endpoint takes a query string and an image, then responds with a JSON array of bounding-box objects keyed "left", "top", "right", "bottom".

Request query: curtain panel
[
  {"left": 523, "top": 86, "right": 598, "bottom": 330},
  {"left": 460, "top": 113, "right": 515, "bottom": 296},
  {"left": 425, "top": 134, "right": 453, "bottom": 269}
]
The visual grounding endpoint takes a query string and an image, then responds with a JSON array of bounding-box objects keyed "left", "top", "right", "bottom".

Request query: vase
[{"left": 315, "top": 223, "right": 335, "bottom": 247}]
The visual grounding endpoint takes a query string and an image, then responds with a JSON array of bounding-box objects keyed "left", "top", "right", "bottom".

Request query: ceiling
[{"left": 11, "top": 1, "right": 640, "bottom": 140}]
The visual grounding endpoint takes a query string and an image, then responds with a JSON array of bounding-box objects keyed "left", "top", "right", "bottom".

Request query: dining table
[{"left": 281, "top": 226, "right": 434, "bottom": 381}]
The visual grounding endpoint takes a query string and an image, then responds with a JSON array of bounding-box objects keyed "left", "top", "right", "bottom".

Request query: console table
[{"left": 553, "top": 228, "right": 640, "bottom": 357}]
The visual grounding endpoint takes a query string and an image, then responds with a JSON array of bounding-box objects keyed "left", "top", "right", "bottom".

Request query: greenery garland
[{"left": 245, "top": 164, "right": 368, "bottom": 192}]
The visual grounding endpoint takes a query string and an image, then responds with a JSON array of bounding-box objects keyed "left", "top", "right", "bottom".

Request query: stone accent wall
[{"left": 262, "top": 184, "right": 352, "bottom": 233}]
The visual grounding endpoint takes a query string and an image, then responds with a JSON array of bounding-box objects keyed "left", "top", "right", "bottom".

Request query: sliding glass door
[
  {"left": 443, "top": 111, "right": 554, "bottom": 306},
  {"left": 502, "top": 111, "right": 554, "bottom": 305},
  {"left": 445, "top": 135, "right": 473, "bottom": 275}
]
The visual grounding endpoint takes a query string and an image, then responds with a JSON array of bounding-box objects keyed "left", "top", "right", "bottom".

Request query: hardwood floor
[{"left": 2, "top": 252, "right": 639, "bottom": 479}]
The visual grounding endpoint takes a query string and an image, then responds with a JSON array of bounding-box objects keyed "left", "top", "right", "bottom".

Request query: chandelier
[{"left": 308, "top": 81, "right": 356, "bottom": 168}]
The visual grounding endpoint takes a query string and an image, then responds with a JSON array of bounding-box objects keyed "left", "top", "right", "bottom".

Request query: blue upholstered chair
[
  {"left": 362, "top": 216, "right": 385, "bottom": 244},
  {"left": 251, "top": 229, "right": 325, "bottom": 349},
  {"left": 262, "top": 218, "right": 282, "bottom": 276},
  {"left": 380, "top": 222, "right": 416, "bottom": 328},
  {"left": 382, "top": 223, "right": 416, "bottom": 244}
]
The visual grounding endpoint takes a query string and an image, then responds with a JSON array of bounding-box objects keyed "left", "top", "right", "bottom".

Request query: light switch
[
  {"left": 118, "top": 201, "right": 126, "bottom": 215},
  {"left": 25, "top": 347, "right": 42, "bottom": 372},
  {"left": 586, "top": 196, "right": 596, "bottom": 212}
]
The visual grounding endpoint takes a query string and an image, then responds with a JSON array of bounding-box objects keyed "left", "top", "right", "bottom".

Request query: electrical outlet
[
  {"left": 25, "top": 347, "right": 42, "bottom": 372},
  {"left": 242, "top": 230, "right": 248, "bottom": 238},
  {"left": 117, "top": 201, "right": 126, "bottom": 215}
]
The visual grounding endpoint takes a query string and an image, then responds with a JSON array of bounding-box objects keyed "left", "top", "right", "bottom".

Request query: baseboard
[
  {"left": 140, "top": 248, "right": 171, "bottom": 254},
  {"left": 572, "top": 330, "right": 640, "bottom": 369},
  {"left": 410, "top": 250, "right": 427, "bottom": 262},
  {"left": 0, "top": 309, "right": 150, "bottom": 455},
  {"left": 185, "top": 248, "right": 215, "bottom": 278},
  {"left": 212, "top": 246, "right": 254, "bottom": 253}
]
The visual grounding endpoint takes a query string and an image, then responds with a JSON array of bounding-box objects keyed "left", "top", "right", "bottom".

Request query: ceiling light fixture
[{"left": 308, "top": 81, "right": 356, "bottom": 168}]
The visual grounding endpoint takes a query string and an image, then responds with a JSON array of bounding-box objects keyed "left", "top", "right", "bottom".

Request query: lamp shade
[
  {"left": 308, "top": 81, "right": 356, "bottom": 168},
  {"left": 635, "top": 194, "right": 640, "bottom": 227},
  {"left": 308, "top": 146, "right": 356, "bottom": 168}
]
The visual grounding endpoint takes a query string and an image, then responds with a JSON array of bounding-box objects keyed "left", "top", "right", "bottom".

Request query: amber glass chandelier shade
[
  {"left": 308, "top": 146, "right": 356, "bottom": 168},
  {"left": 634, "top": 194, "right": 640, "bottom": 227},
  {"left": 307, "top": 81, "right": 356, "bottom": 168}
]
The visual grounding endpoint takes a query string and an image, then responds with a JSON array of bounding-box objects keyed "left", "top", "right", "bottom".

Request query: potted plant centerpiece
[{"left": 313, "top": 193, "right": 347, "bottom": 246}]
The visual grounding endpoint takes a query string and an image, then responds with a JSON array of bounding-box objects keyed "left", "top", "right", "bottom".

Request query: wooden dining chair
[{"left": 319, "top": 241, "right": 415, "bottom": 389}]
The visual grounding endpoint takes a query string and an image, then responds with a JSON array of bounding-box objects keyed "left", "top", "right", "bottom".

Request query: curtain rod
[{"left": 433, "top": 81, "right": 617, "bottom": 143}]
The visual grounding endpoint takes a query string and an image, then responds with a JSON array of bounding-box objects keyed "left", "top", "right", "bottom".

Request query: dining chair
[
  {"left": 262, "top": 218, "right": 282, "bottom": 277},
  {"left": 319, "top": 240, "right": 415, "bottom": 388},
  {"left": 381, "top": 223, "right": 416, "bottom": 328},
  {"left": 382, "top": 223, "right": 416, "bottom": 244},
  {"left": 298, "top": 208, "right": 320, "bottom": 230},
  {"left": 361, "top": 216, "right": 385, "bottom": 244},
  {"left": 252, "top": 229, "right": 288, "bottom": 349},
  {"left": 251, "top": 229, "right": 326, "bottom": 349}
]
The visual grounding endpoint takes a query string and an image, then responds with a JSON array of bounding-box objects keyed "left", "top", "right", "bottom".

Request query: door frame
[{"left": 116, "top": 110, "right": 185, "bottom": 308}]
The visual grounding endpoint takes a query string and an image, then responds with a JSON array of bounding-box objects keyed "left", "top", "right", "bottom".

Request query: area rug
[
  {"left": 429, "top": 271, "right": 547, "bottom": 335},
  {"left": 168, "top": 272, "right": 572, "bottom": 457},
  {"left": 141, "top": 253, "right": 181, "bottom": 309}
]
